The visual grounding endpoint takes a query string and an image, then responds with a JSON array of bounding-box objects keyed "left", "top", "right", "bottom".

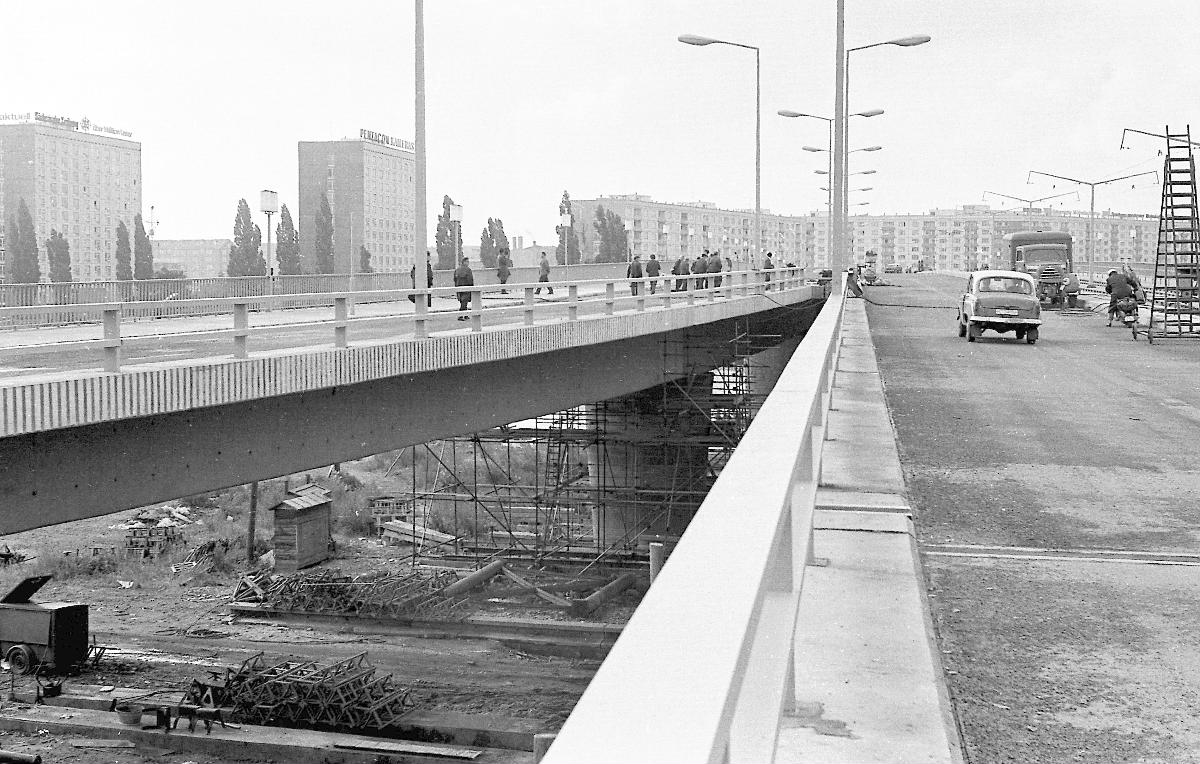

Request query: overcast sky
[{"left": 6, "top": 0, "right": 1181, "bottom": 244}]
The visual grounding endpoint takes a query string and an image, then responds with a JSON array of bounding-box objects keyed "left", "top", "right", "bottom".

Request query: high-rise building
[
  {"left": 573, "top": 195, "right": 1159, "bottom": 272},
  {"left": 151, "top": 239, "right": 233, "bottom": 279},
  {"left": 0, "top": 112, "right": 141, "bottom": 282},
  {"left": 297, "top": 130, "right": 416, "bottom": 275}
]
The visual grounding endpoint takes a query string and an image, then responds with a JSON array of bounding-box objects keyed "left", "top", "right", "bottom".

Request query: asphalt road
[{"left": 868, "top": 273, "right": 1200, "bottom": 763}]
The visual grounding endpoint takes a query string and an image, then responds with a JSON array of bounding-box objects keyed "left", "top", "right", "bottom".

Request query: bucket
[{"left": 115, "top": 704, "right": 142, "bottom": 725}]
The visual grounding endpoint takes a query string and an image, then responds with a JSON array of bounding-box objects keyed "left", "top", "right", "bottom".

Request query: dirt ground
[
  {"left": 870, "top": 273, "right": 1200, "bottom": 763},
  {"left": 0, "top": 477, "right": 630, "bottom": 763}
]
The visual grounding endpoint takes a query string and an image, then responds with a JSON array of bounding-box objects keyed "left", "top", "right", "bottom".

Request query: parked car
[
  {"left": 884, "top": 264, "right": 903, "bottom": 273},
  {"left": 958, "top": 270, "right": 1042, "bottom": 344}
]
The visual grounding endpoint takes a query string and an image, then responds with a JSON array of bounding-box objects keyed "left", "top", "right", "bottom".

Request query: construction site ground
[{"left": 0, "top": 499, "right": 624, "bottom": 763}]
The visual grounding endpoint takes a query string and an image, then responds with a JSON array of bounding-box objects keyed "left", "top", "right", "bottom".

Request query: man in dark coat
[
  {"left": 626, "top": 255, "right": 643, "bottom": 296},
  {"left": 763, "top": 252, "right": 775, "bottom": 290},
  {"left": 645, "top": 253, "right": 662, "bottom": 294},
  {"left": 453, "top": 256, "right": 474, "bottom": 320},
  {"left": 708, "top": 249, "right": 724, "bottom": 288},
  {"left": 1105, "top": 268, "right": 1136, "bottom": 326},
  {"left": 672, "top": 253, "right": 691, "bottom": 292},
  {"left": 497, "top": 248, "right": 512, "bottom": 293},
  {"left": 692, "top": 250, "right": 709, "bottom": 290}
]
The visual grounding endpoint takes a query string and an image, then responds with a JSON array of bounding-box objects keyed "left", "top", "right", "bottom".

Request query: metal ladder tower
[{"left": 1150, "top": 125, "right": 1200, "bottom": 342}]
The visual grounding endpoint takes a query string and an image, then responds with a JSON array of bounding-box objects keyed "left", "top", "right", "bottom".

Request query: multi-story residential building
[
  {"left": 297, "top": 129, "right": 416, "bottom": 275},
  {"left": 0, "top": 112, "right": 141, "bottom": 282},
  {"left": 151, "top": 239, "right": 233, "bottom": 278},
  {"left": 574, "top": 195, "right": 1159, "bottom": 271}
]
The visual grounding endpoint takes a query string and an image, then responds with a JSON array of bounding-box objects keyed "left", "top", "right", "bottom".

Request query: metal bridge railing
[
  {"left": 0, "top": 269, "right": 809, "bottom": 374},
  {"left": 543, "top": 277, "right": 846, "bottom": 764}
]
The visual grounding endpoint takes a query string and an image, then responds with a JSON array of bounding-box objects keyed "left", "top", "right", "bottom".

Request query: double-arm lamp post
[
  {"left": 679, "top": 34, "right": 760, "bottom": 265},
  {"left": 1026, "top": 169, "right": 1158, "bottom": 277},
  {"left": 832, "top": 33, "right": 930, "bottom": 270}
]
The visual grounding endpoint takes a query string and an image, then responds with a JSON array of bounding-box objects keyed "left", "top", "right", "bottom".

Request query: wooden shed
[{"left": 269, "top": 484, "right": 332, "bottom": 573}]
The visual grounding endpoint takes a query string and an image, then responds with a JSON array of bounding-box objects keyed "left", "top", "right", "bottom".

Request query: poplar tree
[
  {"left": 115, "top": 220, "right": 133, "bottom": 281},
  {"left": 275, "top": 203, "right": 301, "bottom": 275},
  {"left": 133, "top": 213, "right": 154, "bottom": 279},
  {"left": 314, "top": 194, "right": 334, "bottom": 274}
]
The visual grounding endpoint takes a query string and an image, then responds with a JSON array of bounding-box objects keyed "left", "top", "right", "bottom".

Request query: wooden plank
[{"left": 333, "top": 740, "right": 482, "bottom": 759}]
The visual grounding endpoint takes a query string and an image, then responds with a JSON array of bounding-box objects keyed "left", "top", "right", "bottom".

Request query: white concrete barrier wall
[{"left": 543, "top": 279, "right": 846, "bottom": 764}]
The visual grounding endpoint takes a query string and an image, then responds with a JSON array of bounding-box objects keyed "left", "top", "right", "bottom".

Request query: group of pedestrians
[
  {"left": 667, "top": 250, "right": 733, "bottom": 293},
  {"left": 424, "top": 247, "right": 783, "bottom": 322}
]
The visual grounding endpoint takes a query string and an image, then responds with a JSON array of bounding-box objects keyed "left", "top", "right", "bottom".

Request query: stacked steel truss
[
  {"left": 232, "top": 568, "right": 467, "bottom": 619},
  {"left": 397, "top": 319, "right": 776, "bottom": 565},
  {"left": 218, "top": 652, "right": 415, "bottom": 731}
]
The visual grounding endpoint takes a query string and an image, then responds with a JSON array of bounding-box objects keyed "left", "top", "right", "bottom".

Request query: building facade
[
  {"left": 0, "top": 112, "right": 141, "bottom": 282},
  {"left": 574, "top": 195, "right": 1158, "bottom": 272},
  {"left": 151, "top": 239, "right": 233, "bottom": 278},
  {"left": 297, "top": 130, "right": 416, "bottom": 275}
]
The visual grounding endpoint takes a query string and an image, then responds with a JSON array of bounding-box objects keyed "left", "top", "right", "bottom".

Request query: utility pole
[
  {"left": 1027, "top": 170, "right": 1157, "bottom": 279},
  {"left": 246, "top": 481, "right": 259, "bottom": 568}
]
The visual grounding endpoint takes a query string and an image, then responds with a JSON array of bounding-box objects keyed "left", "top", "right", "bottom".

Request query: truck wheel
[
  {"left": 1015, "top": 328, "right": 1026, "bottom": 340},
  {"left": 967, "top": 323, "right": 979, "bottom": 342},
  {"left": 7, "top": 645, "right": 35, "bottom": 675},
  {"left": 1026, "top": 327, "right": 1039, "bottom": 345},
  {"left": 958, "top": 315, "right": 967, "bottom": 337}
]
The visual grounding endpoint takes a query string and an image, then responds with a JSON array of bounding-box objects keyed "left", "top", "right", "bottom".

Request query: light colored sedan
[{"left": 958, "top": 270, "right": 1042, "bottom": 344}]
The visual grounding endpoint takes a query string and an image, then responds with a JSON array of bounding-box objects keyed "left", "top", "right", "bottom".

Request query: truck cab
[{"left": 1005, "top": 231, "right": 1074, "bottom": 306}]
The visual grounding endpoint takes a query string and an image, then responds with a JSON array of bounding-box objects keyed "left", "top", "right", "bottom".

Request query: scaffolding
[{"left": 393, "top": 320, "right": 781, "bottom": 567}]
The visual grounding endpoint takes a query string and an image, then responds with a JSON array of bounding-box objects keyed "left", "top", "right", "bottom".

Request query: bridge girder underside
[{"left": 0, "top": 302, "right": 823, "bottom": 534}]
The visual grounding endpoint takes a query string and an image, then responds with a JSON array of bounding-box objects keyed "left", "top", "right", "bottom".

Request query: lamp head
[
  {"left": 854, "top": 109, "right": 885, "bottom": 118},
  {"left": 814, "top": 170, "right": 830, "bottom": 175},
  {"left": 678, "top": 34, "right": 719, "bottom": 46},
  {"left": 862, "top": 145, "right": 883, "bottom": 151},
  {"left": 801, "top": 146, "right": 825, "bottom": 153},
  {"left": 777, "top": 109, "right": 805, "bottom": 118},
  {"left": 889, "top": 35, "right": 931, "bottom": 46}
]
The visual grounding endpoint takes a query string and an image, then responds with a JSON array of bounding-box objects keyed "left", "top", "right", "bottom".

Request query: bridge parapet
[
  {"left": 544, "top": 278, "right": 845, "bottom": 764},
  {"left": 0, "top": 270, "right": 817, "bottom": 438}
]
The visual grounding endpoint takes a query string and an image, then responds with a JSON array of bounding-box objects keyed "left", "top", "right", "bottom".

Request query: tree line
[
  {"left": 5, "top": 197, "right": 160, "bottom": 283},
  {"left": 5, "top": 188, "right": 635, "bottom": 283}
]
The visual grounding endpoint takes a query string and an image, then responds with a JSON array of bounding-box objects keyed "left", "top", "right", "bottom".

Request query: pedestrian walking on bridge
[
  {"left": 645, "top": 254, "right": 662, "bottom": 294},
  {"left": 627, "top": 255, "right": 643, "bottom": 296},
  {"left": 672, "top": 253, "right": 691, "bottom": 292},
  {"left": 535, "top": 252, "right": 554, "bottom": 295},
  {"left": 454, "top": 257, "right": 474, "bottom": 320}
]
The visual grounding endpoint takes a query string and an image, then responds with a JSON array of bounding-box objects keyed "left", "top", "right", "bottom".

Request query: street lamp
[
  {"left": 833, "top": 32, "right": 930, "bottom": 270},
  {"left": 449, "top": 203, "right": 464, "bottom": 264},
  {"left": 679, "top": 33, "right": 760, "bottom": 264},
  {"left": 260, "top": 189, "right": 279, "bottom": 294},
  {"left": 779, "top": 108, "right": 882, "bottom": 220},
  {"left": 1026, "top": 169, "right": 1158, "bottom": 278}
]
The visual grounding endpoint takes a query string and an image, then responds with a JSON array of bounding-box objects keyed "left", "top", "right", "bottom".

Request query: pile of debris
[
  {"left": 232, "top": 568, "right": 468, "bottom": 619},
  {"left": 114, "top": 503, "right": 200, "bottom": 559},
  {"left": 170, "top": 539, "right": 231, "bottom": 575},
  {"left": 198, "top": 651, "right": 415, "bottom": 732}
]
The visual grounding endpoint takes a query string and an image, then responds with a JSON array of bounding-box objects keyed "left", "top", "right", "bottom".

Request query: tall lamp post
[
  {"left": 415, "top": 0, "right": 427, "bottom": 280},
  {"left": 836, "top": 33, "right": 930, "bottom": 270},
  {"left": 1026, "top": 169, "right": 1158, "bottom": 279},
  {"left": 260, "top": 189, "right": 278, "bottom": 295},
  {"left": 678, "top": 33, "right": 760, "bottom": 265}
]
